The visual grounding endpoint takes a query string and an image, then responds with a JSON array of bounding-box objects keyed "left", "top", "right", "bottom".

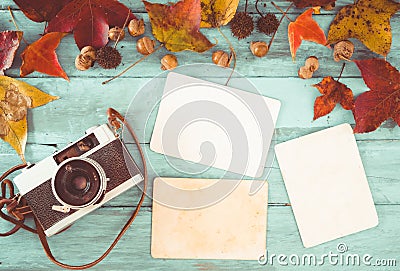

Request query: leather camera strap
[{"left": 0, "top": 108, "right": 148, "bottom": 269}]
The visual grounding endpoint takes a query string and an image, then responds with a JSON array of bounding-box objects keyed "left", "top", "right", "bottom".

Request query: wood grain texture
[
  {"left": 1, "top": 206, "right": 399, "bottom": 270},
  {"left": 0, "top": 0, "right": 399, "bottom": 270}
]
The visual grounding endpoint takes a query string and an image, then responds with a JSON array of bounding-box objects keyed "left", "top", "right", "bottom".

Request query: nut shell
[
  {"left": 80, "top": 46, "right": 96, "bottom": 61},
  {"left": 75, "top": 54, "right": 94, "bottom": 71},
  {"left": 161, "top": 54, "right": 178, "bottom": 70},
  {"left": 108, "top": 26, "right": 125, "bottom": 41},
  {"left": 128, "top": 18, "right": 145, "bottom": 37},
  {"left": 305, "top": 56, "right": 319, "bottom": 72},
  {"left": 212, "top": 50, "right": 230, "bottom": 67},
  {"left": 137, "top": 37, "right": 155, "bottom": 55},
  {"left": 298, "top": 66, "right": 313, "bottom": 79},
  {"left": 250, "top": 41, "right": 268, "bottom": 57},
  {"left": 333, "top": 40, "right": 354, "bottom": 62},
  {"left": 322, "top": 1, "right": 335, "bottom": 11}
]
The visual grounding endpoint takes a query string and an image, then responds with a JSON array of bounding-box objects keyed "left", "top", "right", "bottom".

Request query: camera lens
[
  {"left": 71, "top": 175, "right": 88, "bottom": 191},
  {"left": 53, "top": 158, "right": 106, "bottom": 208}
]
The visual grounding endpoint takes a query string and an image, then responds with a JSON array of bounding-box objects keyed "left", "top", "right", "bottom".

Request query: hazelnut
[
  {"left": 322, "top": 1, "right": 336, "bottom": 11},
  {"left": 128, "top": 18, "right": 145, "bottom": 37},
  {"left": 161, "top": 54, "right": 178, "bottom": 70},
  {"left": 80, "top": 46, "right": 96, "bottom": 61},
  {"left": 298, "top": 66, "right": 313, "bottom": 79},
  {"left": 108, "top": 26, "right": 125, "bottom": 41},
  {"left": 212, "top": 50, "right": 231, "bottom": 67},
  {"left": 305, "top": 56, "right": 319, "bottom": 72},
  {"left": 137, "top": 36, "right": 155, "bottom": 55},
  {"left": 333, "top": 40, "right": 354, "bottom": 62},
  {"left": 75, "top": 54, "right": 94, "bottom": 71},
  {"left": 250, "top": 41, "right": 268, "bottom": 57}
]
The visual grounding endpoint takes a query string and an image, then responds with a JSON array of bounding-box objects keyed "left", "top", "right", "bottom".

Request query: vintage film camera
[{"left": 13, "top": 124, "right": 143, "bottom": 236}]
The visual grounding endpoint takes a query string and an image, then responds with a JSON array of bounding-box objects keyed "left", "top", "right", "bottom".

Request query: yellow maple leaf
[
  {"left": 0, "top": 76, "right": 59, "bottom": 161},
  {"left": 200, "top": 0, "right": 239, "bottom": 28},
  {"left": 327, "top": 0, "right": 400, "bottom": 56}
]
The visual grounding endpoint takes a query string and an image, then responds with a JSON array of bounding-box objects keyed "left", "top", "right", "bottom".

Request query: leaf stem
[
  {"left": 271, "top": 2, "right": 292, "bottom": 22},
  {"left": 7, "top": 6, "right": 29, "bottom": 45},
  {"left": 217, "top": 28, "right": 236, "bottom": 86},
  {"left": 114, "top": 11, "right": 131, "bottom": 49},
  {"left": 267, "top": 3, "right": 293, "bottom": 54},
  {"left": 245, "top": 0, "right": 248, "bottom": 13},
  {"left": 102, "top": 44, "right": 164, "bottom": 85},
  {"left": 255, "top": 0, "right": 263, "bottom": 16},
  {"left": 337, "top": 63, "right": 346, "bottom": 81}
]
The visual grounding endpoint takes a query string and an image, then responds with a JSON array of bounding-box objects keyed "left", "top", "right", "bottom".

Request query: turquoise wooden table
[{"left": 1, "top": 1, "right": 399, "bottom": 270}]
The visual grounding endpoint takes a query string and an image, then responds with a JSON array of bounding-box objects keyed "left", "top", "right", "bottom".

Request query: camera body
[{"left": 13, "top": 124, "right": 143, "bottom": 237}]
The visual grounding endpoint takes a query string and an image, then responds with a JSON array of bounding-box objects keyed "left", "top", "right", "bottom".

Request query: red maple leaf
[
  {"left": 288, "top": 8, "right": 328, "bottom": 61},
  {"left": 0, "top": 31, "right": 23, "bottom": 75},
  {"left": 45, "top": 0, "right": 135, "bottom": 49},
  {"left": 353, "top": 58, "right": 400, "bottom": 133},
  {"left": 13, "top": 0, "right": 70, "bottom": 22},
  {"left": 20, "top": 32, "right": 69, "bottom": 81},
  {"left": 312, "top": 76, "right": 355, "bottom": 120}
]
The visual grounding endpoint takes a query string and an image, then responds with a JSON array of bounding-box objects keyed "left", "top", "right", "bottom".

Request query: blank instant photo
[
  {"left": 150, "top": 72, "right": 280, "bottom": 178},
  {"left": 151, "top": 177, "right": 268, "bottom": 260},
  {"left": 275, "top": 124, "right": 378, "bottom": 248}
]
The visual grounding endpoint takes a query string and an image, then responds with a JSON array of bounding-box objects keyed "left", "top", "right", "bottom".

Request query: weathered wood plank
[
  {"left": 0, "top": 10, "right": 399, "bottom": 79},
  {"left": 1, "top": 205, "right": 399, "bottom": 270},
  {"left": 0, "top": 77, "right": 396, "bottom": 146},
  {"left": 1, "top": 140, "right": 399, "bottom": 205}
]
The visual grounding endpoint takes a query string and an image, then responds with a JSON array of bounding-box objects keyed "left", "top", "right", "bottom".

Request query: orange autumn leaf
[
  {"left": 20, "top": 32, "right": 69, "bottom": 81},
  {"left": 312, "top": 76, "right": 354, "bottom": 120},
  {"left": 288, "top": 8, "right": 327, "bottom": 61},
  {"left": 144, "top": 0, "right": 214, "bottom": 52}
]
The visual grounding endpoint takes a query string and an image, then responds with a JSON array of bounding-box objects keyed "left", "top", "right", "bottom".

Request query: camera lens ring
[{"left": 51, "top": 157, "right": 107, "bottom": 209}]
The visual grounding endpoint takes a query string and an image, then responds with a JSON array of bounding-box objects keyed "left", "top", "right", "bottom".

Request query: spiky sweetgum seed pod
[
  {"left": 257, "top": 13, "right": 279, "bottom": 36},
  {"left": 96, "top": 46, "right": 122, "bottom": 69},
  {"left": 230, "top": 12, "right": 254, "bottom": 40}
]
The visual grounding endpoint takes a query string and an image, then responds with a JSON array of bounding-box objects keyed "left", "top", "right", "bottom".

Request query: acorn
[
  {"left": 298, "top": 66, "right": 313, "bottom": 79},
  {"left": 298, "top": 56, "right": 319, "bottom": 79},
  {"left": 250, "top": 41, "right": 268, "bottom": 57},
  {"left": 128, "top": 18, "right": 145, "bottom": 37},
  {"left": 137, "top": 36, "right": 155, "bottom": 55},
  {"left": 161, "top": 54, "right": 178, "bottom": 70},
  {"left": 80, "top": 46, "right": 96, "bottom": 61},
  {"left": 322, "top": 1, "right": 336, "bottom": 11},
  {"left": 212, "top": 50, "right": 231, "bottom": 67},
  {"left": 108, "top": 26, "right": 125, "bottom": 41},
  {"left": 96, "top": 46, "right": 122, "bottom": 69},
  {"left": 230, "top": 12, "right": 254, "bottom": 40},
  {"left": 333, "top": 40, "right": 354, "bottom": 62},
  {"left": 305, "top": 56, "right": 319, "bottom": 72},
  {"left": 75, "top": 54, "right": 93, "bottom": 71}
]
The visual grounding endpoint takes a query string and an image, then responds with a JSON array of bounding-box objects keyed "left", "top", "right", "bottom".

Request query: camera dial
[{"left": 51, "top": 157, "right": 108, "bottom": 213}]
